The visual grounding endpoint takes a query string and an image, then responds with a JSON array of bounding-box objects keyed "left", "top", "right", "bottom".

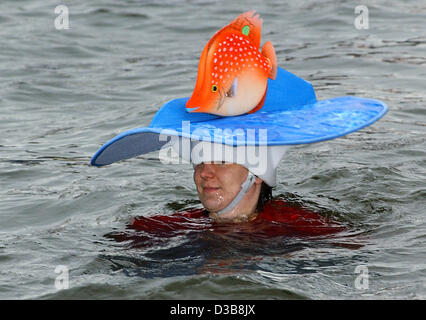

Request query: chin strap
[{"left": 216, "top": 172, "right": 256, "bottom": 215}]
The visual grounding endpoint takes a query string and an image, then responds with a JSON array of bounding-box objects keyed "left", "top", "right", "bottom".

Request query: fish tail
[{"left": 261, "top": 41, "right": 277, "bottom": 80}]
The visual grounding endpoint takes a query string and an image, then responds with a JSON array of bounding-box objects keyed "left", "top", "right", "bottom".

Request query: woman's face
[{"left": 193, "top": 162, "right": 249, "bottom": 213}]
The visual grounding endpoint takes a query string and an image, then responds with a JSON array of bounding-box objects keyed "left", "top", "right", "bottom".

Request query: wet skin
[{"left": 193, "top": 162, "right": 263, "bottom": 223}]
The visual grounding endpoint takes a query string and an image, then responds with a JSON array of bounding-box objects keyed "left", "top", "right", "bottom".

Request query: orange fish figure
[{"left": 186, "top": 11, "right": 277, "bottom": 116}]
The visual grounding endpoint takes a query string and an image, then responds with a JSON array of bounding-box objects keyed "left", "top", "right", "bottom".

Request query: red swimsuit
[{"left": 129, "top": 199, "right": 345, "bottom": 238}]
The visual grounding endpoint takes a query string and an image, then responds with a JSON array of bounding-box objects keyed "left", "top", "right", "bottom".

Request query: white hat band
[{"left": 170, "top": 137, "right": 289, "bottom": 187}]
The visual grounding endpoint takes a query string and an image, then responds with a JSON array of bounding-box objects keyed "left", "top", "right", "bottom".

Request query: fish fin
[
  {"left": 225, "top": 10, "right": 262, "bottom": 48},
  {"left": 249, "top": 86, "right": 267, "bottom": 114},
  {"left": 225, "top": 77, "right": 238, "bottom": 98},
  {"left": 261, "top": 41, "right": 277, "bottom": 80}
]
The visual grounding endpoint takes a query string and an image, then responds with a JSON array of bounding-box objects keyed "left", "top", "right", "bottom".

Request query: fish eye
[{"left": 211, "top": 85, "right": 218, "bottom": 92}]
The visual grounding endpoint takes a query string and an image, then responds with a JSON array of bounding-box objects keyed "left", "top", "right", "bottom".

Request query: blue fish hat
[{"left": 91, "top": 67, "right": 388, "bottom": 187}]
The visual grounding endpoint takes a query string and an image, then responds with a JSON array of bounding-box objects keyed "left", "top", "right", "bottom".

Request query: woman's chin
[
  {"left": 203, "top": 202, "right": 226, "bottom": 214},
  {"left": 199, "top": 194, "right": 228, "bottom": 213}
]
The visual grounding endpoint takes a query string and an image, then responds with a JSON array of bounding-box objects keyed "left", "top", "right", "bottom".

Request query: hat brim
[{"left": 91, "top": 67, "right": 388, "bottom": 166}]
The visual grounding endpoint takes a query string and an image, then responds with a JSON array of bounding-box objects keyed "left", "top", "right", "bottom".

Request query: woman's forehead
[{"left": 194, "top": 161, "right": 245, "bottom": 168}]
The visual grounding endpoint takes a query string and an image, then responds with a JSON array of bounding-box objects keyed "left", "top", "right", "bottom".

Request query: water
[{"left": 0, "top": 0, "right": 425, "bottom": 299}]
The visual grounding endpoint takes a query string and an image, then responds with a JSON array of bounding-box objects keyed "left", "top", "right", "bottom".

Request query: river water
[{"left": 0, "top": 0, "right": 425, "bottom": 299}]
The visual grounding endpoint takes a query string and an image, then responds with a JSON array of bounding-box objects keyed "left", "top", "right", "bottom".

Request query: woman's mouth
[{"left": 203, "top": 186, "right": 220, "bottom": 193}]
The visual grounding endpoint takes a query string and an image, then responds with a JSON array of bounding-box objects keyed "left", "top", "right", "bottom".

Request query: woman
[
  {"left": 91, "top": 66, "right": 386, "bottom": 235},
  {"left": 125, "top": 164, "right": 346, "bottom": 243},
  {"left": 127, "top": 142, "right": 346, "bottom": 239},
  {"left": 194, "top": 161, "right": 265, "bottom": 223}
]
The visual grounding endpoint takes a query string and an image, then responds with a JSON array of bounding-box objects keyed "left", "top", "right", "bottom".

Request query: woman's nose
[{"left": 199, "top": 163, "right": 215, "bottom": 179}]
